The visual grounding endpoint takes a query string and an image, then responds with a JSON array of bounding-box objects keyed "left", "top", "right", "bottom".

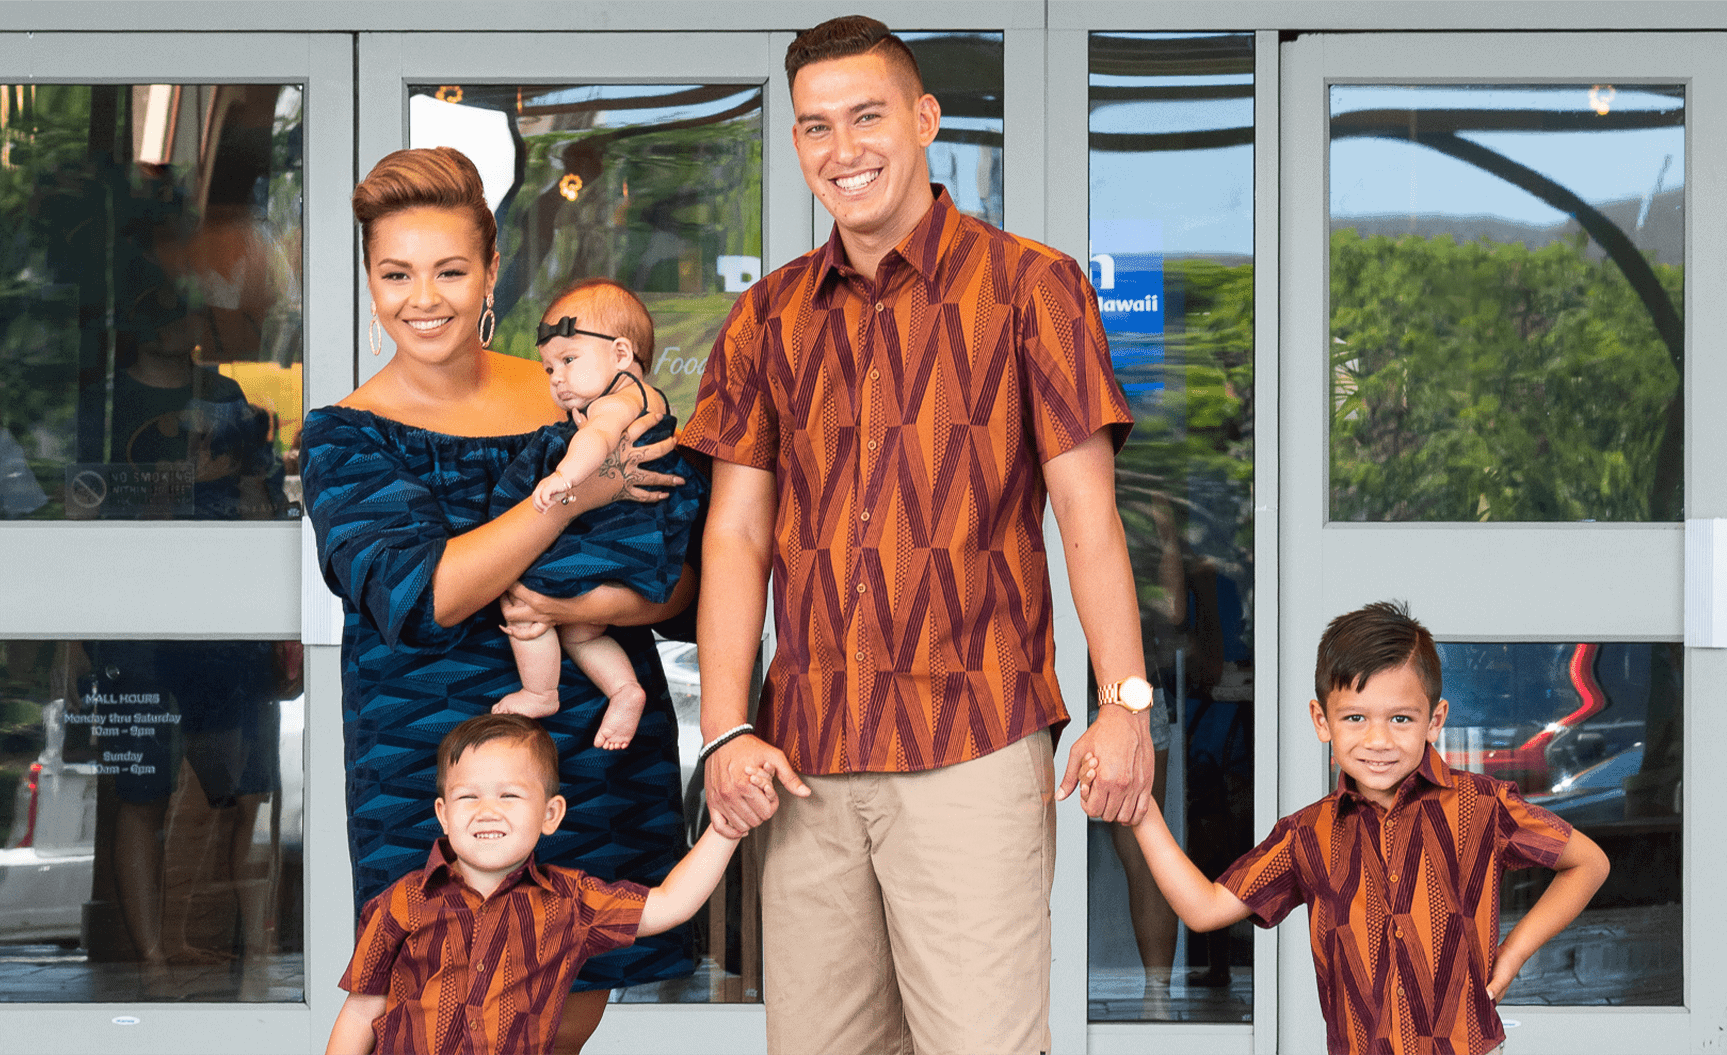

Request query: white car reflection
[
  {"left": 0, "top": 694, "right": 304, "bottom": 945},
  {"left": 0, "top": 698, "right": 96, "bottom": 943}
]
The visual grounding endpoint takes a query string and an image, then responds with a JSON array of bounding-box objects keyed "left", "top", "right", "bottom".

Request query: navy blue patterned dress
[{"left": 301, "top": 406, "right": 694, "bottom": 991}]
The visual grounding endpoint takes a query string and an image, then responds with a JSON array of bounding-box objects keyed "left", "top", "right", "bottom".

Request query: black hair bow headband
[{"left": 536, "top": 315, "right": 619, "bottom": 346}]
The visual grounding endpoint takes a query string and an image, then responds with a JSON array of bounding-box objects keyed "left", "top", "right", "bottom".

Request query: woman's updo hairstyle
[{"left": 352, "top": 146, "right": 497, "bottom": 265}]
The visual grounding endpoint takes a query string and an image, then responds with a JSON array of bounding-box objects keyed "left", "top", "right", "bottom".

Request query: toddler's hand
[
  {"left": 742, "top": 764, "right": 776, "bottom": 792},
  {"left": 1077, "top": 752, "right": 1100, "bottom": 802}
]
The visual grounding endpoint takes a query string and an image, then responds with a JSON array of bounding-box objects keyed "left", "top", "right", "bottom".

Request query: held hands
[
  {"left": 1058, "top": 704, "right": 1156, "bottom": 824},
  {"left": 704, "top": 734, "right": 810, "bottom": 839}
]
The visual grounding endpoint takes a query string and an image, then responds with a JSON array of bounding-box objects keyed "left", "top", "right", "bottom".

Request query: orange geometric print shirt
[
  {"left": 338, "top": 839, "right": 645, "bottom": 1055},
  {"left": 682, "top": 187, "right": 1132, "bottom": 775},
  {"left": 1219, "top": 746, "right": 1573, "bottom": 1055}
]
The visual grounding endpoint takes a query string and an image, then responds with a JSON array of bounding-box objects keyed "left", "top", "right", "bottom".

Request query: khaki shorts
[{"left": 760, "top": 731, "right": 1056, "bottom": 1055}]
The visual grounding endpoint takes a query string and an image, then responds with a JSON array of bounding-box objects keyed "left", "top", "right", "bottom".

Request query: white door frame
[{"left": 1280, "top": 30, "right": 1726, "bottom": 1055}]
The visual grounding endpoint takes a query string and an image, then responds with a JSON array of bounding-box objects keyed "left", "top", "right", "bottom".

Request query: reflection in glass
[
  {"left": 1329, "top": 85, "right": 1684, "bottom": 522},
  {"left": 1437, "top": 642, "right": 1681, "bottom": 1005},
  {"left": 0, "top": 640, "right": 303, "bottom": 1002},
  {"left": 0, "top": 84, "right": 304, "bottom": 521},
  {"left": 1088, "top": 32, "right": 1254, "bottom": 1024},
  {"left": 411, "top": 85, "right": 762, "bottom": 1004},
  {"left": 410, "top": 83, "right": 761, "bottom": 427},
  {"left": 902, "top": 33, "right": 1003, "bottom": 226}
]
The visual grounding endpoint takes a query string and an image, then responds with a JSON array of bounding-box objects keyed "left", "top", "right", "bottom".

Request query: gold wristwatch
[{"left": 1098, "top": 675, "right": 1155, "bottom": 713}]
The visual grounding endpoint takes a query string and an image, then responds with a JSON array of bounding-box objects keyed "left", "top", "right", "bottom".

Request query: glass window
[
  {"left": 902, "top": 32, "right": 1003, "bottom": 226},
  {"left": 1087, "top": 32, "right": 1254, "bottom": 1024},
  {"left": 0, "top": 640, "right": 303, "bottom": 1002},
  {"left": 1436, "top": 642, "right": 1681, "bottom": 1005},
  {"left": 1329, "top": 84, "right": 1684, "bottom": 522},
  {"left": 409, "top": 82, "right": 760, "bottom": 427},
  {"left": 0, "top": 84, "right": 304, "bottom": 521},
  {"left": 410, "top": 83, "right": 763, "bottom": 1003}
]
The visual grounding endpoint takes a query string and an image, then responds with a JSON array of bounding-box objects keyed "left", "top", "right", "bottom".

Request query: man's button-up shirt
[
  {"left": 338, "top": 838, "right": 646, "bottom": 1055},
  {"left": 1219, "top": 746, "right": 1574, "bottom": 1055},
  {"left": 682, "top": 187, "right": 1132, "bottom": 776}
]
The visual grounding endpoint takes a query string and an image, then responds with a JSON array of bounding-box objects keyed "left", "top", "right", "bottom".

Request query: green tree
[{"left": 1330, "top": 230, "right": 1681, "bottom": 522}]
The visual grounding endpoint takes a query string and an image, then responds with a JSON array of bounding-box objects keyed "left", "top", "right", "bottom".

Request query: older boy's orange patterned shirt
[
  {"left": 1219, "top": 746, "right": 1573, "bottom": 1055},
  {"left": 339, "top": 839, "right": 645, "bottom": 1055},
  {"left": 682, "top": 187, "right": 1132, "bottom": 775}
]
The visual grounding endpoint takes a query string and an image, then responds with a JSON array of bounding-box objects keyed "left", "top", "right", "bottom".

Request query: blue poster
[{"left": 1089, "top": 247, "right": 1164, "bottom": 397}]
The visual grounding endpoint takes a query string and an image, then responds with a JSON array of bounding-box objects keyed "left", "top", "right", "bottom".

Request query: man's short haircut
[
  {"left": 436, "top": 713, "right": 560, "bottom": 798},
  {"left": 545, "top": 276, "right": 656, "bottom": 372},
  {"left": 1314, "top": 600, "right": 1443, "bottom": 710},
  {"left": 784, "top": 15, "right": 925, "bottom": 98}
]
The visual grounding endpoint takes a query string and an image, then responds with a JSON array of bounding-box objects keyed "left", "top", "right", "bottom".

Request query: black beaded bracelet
[{"left": 697, "top": 723, "right": 755, "bottom": 767}]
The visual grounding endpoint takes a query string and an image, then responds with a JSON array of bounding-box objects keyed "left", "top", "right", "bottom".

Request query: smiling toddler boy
[
  {"left": 1087, "top": 601, "right": 1609, "bottom": 1054},
  {"left": 326, "top": 714, "right": 738, "bottom": 1055}
]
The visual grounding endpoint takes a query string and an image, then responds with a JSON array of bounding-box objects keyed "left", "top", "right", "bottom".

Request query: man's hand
[
  {"left": 704, "top": 734, "right": 809, "bottom": 839},
  {"left": 1057, "top": 704, "right": 1155, "bottom": 824}
]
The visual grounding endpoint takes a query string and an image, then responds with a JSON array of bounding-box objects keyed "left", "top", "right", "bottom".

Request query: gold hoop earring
[
  {"left": 369, "top": 305, "right": 383, "bottom": 357},
  {"left": 479, "top": 294, "right": 496, "bottom": 349}
]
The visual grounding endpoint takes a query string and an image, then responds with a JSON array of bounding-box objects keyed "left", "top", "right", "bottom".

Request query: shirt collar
[
  {"left": 1332, "top": 743, "right": 1453, "bottom": 815},
  {"left": 814, "top": 183, "right": 957, "bottom": 288},
  {"left": 419, "top": 837, "right": 554, "bottom": 896}
]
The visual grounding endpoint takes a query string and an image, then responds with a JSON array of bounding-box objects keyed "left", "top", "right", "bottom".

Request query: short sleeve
[
  {"left": 571, "top": 872, "right": 649, "bottom": 960},
  {"left": 1016, "top": 252, "right": 1134, "bottom": 463},
  {"left": 1218, "top": 814, "right": 1308, "bottom": 929},
  {"left": 1493, "top": 780, "right": 1574, "bottom": 871},
  {"left": 339, "top": 882, "right": 410, "bottom": 996},
  {"left": 300, "top": 409, "right": 463, "bottom": 653},
  {"left": 680, "top": 285, "right": 779, "bottom": 470}
]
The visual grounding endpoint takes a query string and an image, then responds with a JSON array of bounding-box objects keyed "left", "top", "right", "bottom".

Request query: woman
[{"left": 301, "top": 146, "right": 694, "bottom": 1050}]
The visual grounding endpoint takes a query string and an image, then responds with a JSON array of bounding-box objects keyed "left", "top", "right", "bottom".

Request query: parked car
[
  {"left": 0, "top": 692, "right": 304, "bottom": 946},
  {"left": 1526, "top": 743, "right": 1642, "bottom": 827}
]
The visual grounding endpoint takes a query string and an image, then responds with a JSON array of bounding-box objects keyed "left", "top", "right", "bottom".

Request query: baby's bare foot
[
  {"left": 493, "top": 688, "right": 560, "bottom": 718},
  {"left": 593, "top": 682, "right": 647, "bottom": 750}
]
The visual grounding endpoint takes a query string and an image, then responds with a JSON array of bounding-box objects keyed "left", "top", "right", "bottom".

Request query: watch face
[{"left": 1122, "top": 677, "right": 1154, "bottom": 710}]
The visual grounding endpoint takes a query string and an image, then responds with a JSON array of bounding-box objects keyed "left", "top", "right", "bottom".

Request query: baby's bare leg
[
  {"left": 494, "top": 626, "right": 563, "bottom": 718},
  {"left": 560, "top": 623, "right": 646, "bottom": 750}
]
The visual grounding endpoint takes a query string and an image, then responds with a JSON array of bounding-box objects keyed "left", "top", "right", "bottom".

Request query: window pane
[
  {"left": 0, "top": 84, "right": 304, "bottom": 521},
  {"left": 410, "top": 84, "right": 762, "bottom": 1003},
  {"left": 1088, "top": 31, "right": 1255, "bottom": 1024},
  {"left": 1438, "top": 642, "right": 1681, "bottom": 1005},
  {"left": 0, "top": 640, "right": 303, "bottom": 1002},
  {"left": 902, "top": 33, "right": 1003, "bottom": 226},
  {"left": 1329, "top": 84, "right": 1684, "bottom": 522}
]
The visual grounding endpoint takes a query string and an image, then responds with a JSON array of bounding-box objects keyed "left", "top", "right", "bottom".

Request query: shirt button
[
  {"left": 875, "top": 302, "right": 885, "bottom": 312},
  {"left": 1389, "top": 874, "right": 1398, "bottom": 883},
  {"left": 860, "top": 510, "right": 870, "bottom": 521},
  {"left": 1398, "top": 986, "right": 1406, "bottom": 997},
  {"left": 867, "top": 439, "right": 878, "bottom": 451},
  {"left": 857, "top": 582, "right": 866, "bottom": 593},
  {"left": 870, "top": 369, "right": 880, "bottom": 380},
  {"left": 856, "top": 651, "right": 865, "bottom": 661},
  {"left": 1395, "top": 928, "right": 1404, "bottom": 938}
]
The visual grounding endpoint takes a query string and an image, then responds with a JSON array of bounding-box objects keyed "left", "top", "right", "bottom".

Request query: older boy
[
  {"left": 1090, "top": 601, "right": 1609, "bottom": 1055},
  {"left": 325, "top": 714, "right": 737, "bottom": 1055}
]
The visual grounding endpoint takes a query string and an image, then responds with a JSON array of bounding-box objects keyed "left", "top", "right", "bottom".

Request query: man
[{"left": 680, "top": 15, "right": 1157, "bottom": 1054}]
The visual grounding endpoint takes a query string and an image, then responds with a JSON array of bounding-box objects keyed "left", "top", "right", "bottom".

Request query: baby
[{"left": 490, "top": 279, "right": 702, "bottom": 750}]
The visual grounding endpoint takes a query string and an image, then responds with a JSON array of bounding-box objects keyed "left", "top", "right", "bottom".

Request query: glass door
[
  {"left": 1281, "top": 31, "right": 1724, "bottom": 1054},
  {"left": 0, "top": 29, "right": 351, "bottom": 1055}
]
